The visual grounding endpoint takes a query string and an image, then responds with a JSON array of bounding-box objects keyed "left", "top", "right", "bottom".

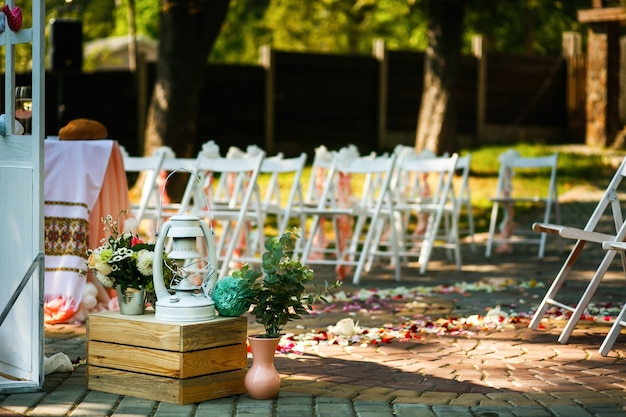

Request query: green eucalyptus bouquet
[{"left": 213, "top": 228, "right": 339, "bottom": 338}]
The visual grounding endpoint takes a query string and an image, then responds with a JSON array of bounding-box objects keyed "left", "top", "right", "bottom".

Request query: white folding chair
[
  {"left": 120, "top": 146, "right": 168, "bottom": 231},
  {"left": 179, "top": 150, "right": 266, "bottom": 277},
  {"left": 152, "top": 140, "right": 228, "bottom": 221},
  {"left": 599, "top": 241, "right": 626, "bottom": 356},
  {"left": 528, "top": 156, "right": 626, "bottom": 345},
  {"left": 137, "top": 148, "right": 198, "bottom": 228},
  {"left": 302, "top": 145, "right": 336, "bottom": 209},
  {"left": 391, "top": 153, "right": 461, "bottom": 274},
  {"left": 210, "top": 145, "right": 264, "bottom": 210},
  {"left": 293, "top": 145, "right": 340, "bottom": 259},
  {"left": 453, "top": 154, "right": 475, "bottom": 250},
  {"left": 300, "top": 152, "right": 400, "bottom": 284},
  {"left": 260, "top": 153, "right": 307, "bottom": 236},
  {"left": 161, "top": 155, "right": 198, "bottom": 175},
  {"left": 485, "top": 151, "right": 560, "bottom": 258}
]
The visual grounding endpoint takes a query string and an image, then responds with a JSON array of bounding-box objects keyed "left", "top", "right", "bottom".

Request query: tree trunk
[
  {"left": 415, "top": 1, "right": 465, "bottom": 155},
  {"left": 144, "top": 0, "right": 230, "bottom": 159},
  {"left": 137, "top": 0, "right": 229, "bottom": 200}
]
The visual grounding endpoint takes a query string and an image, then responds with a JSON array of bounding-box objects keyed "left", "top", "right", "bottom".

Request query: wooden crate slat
[
  {"left": 87, "top": 366, "right": 246, "bottom": 405},
  {"left": 87, "top": 312, "right": 247, "bottom": 351},
  {"left": 88, "top": 340, "right": 247, "bottom": 379}
]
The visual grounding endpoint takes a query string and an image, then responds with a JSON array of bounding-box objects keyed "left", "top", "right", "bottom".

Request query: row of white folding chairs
[
  {"left": 298, "top": 149, "right": 400, "bottom": 284},
  {"left": 182, "top": 149, "right": 313, "bottom": 278},
  {"left": 297, "top": 147, "right": 472, "bottom": 283},
  {"left": 122, "top": 144, "right": 309, "bottom": 278},
  {"left": 122, "top": 144, "right": 474, "bottom": 284},
  {"left": 120, "top": 145, "right": 169, "bottom": 229},
  {"left": 393, "top": 146, "right": 475, "bottom": 251},
  {"left": 121, "top": 145, "right": 198, "bottom": 238}
]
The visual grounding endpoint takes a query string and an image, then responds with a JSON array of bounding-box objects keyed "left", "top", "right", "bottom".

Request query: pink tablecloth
[{"left": 43, "top": 139, "right": 131, "bottom": 323}]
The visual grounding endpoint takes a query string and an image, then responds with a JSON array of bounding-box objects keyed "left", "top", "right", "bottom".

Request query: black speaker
[{"left": 50, "top": 19, "right": 83, "bottom": 72}]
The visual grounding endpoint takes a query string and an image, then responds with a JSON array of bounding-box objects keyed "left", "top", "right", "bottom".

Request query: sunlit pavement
[{"left": 6, "top": 197, "right": 626, "bottom": 416}]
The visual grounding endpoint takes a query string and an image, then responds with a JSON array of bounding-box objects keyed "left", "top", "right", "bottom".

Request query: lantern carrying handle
[{"left": 155, "top": 168, "right": 213, "bottom": 238}]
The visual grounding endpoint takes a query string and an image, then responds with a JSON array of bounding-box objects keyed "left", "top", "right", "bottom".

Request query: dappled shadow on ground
[
  {"left": 273, "top": 225, "right": 626, "bottom": 398},
  {"left": 274, "top": 320, "right": 626, "bottom": 398}
]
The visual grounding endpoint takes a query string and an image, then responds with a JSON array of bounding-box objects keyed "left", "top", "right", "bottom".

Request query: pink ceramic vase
[{"left": 245, "top": 336, "right": 281, "bottom": 399}]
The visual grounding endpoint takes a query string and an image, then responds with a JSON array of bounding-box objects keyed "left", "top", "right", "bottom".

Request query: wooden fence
[{"left": 7, "top": 43, "right": 583, "bottom": 157}]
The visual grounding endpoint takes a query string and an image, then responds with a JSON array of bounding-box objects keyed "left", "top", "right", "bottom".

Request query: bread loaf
[{"left": 59, "top": 118, "right": 108, "bottom": 140}]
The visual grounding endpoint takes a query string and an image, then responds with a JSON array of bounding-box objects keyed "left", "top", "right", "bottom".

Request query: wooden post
[
  {"left": 586, "top": 26, "right": 608, "bottom": 147},
  {"left": 136, "top": 51, "right": 148, "bottom": 153},
  {"left": 259, "top": 45, "right": 275, "bottom": 155},
  {"left": 562, "top": 31, "right": 581, "bottom": 56},
  {"left": 585, "top": 21, "right": 620, "bottom": 147},
  {"left": 373, "top": 39, "right": 387, "bottom": 151},
  {"left": 472, "top": 35, "right": 486, "bottom": 144},
  {"left": 618, "top": 36, "right": 626, "bottom": 125},
  {"left": 578, "top": 3, "right": 624, "bottom": 147},
  {"left": 562, "top": 32, "right": 586, "bottom": 141},
  {"left": 606, "top": 22, "right": 621, "bottom": 146}
]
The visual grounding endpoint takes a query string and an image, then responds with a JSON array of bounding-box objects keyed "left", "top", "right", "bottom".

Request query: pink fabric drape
[
  {"left": 496, "top": 164, "right": 515, "bottom": 254},
  {"left": 309, "top": 165, "right": 329, "bottom": 258},
  {"left": 335, "top": 172, "right": 353, "bottom": 280}
]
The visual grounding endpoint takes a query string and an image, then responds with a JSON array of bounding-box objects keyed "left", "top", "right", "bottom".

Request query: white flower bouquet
[{"left": 84, "top": 211, "right": 171, "bottom": 295}]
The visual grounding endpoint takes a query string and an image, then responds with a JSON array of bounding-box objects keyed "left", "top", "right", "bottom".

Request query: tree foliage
[
  {"left": 212, "top": 0, "right": 429, "bottom": 62},
  {"left": 10, "top": 0, "right": 594, "bottom": 157},
  {"left": 12, "top": 1, "right": 590, "bottom": 70},
  {"left": 209, "top": 0, "right": 271, "bottom": 64},
  {"left": 210, "top": 0, "right": 588, "bottom": 63},
  {"left": 7, "top": 0, "right": 116, "bottom": 71},
  {"left": 3, "top": 0, "right": 593, "bottom": 73},
  {"left": 202, "top": 0, "right": 594, "bottom": 64},
  {"left": 111, "top": 0, "right": 160, "bottom": 39},
  {"left": 464, "top": 0, "right": 590, "bottom": 55}
]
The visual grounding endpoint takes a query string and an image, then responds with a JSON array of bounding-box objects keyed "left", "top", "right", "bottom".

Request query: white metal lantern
[{"left": 152, "top": 214, "right": 218, "bottom": 322}]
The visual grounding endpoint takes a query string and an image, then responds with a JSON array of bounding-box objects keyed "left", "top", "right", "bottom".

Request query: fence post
[
  {"left": 259, "top": 45, "right": 275, "bottom": 154},
  {"left": 472, "top": 35, "right": 486, "bottom": 143},
  {"left": 373, "top": 38, "right": 387, "bottom": 151},
  {"left": 136, "top": 51, "right": 148, "bottom": 153},
  {"left": 562, "top": 32, "right": 585, "bottom": 141},
  {"left": 619, "top": 36, "right": 626, "bottom": 124}
]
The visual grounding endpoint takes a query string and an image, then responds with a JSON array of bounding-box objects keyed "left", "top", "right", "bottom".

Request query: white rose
[{"left": 136, "top": 249, "right": 154, "bottom": 276}]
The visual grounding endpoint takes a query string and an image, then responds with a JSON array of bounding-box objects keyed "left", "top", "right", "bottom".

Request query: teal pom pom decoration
[{"left": 213, "top": 275, "right": 254, "bottom": 317}]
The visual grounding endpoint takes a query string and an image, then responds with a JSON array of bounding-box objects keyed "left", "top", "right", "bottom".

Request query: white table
[{"left": 43, "top": 139, "right": 131, "bottom": 323}]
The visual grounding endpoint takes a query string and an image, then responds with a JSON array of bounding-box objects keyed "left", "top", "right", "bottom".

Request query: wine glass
[{"left": 15, "top": 86, "right": 32, "bottom": 134}]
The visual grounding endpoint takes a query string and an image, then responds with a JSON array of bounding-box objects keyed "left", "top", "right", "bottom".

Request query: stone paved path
[{"left": 4, "top": 195, "right": 626, "bottom": 416}]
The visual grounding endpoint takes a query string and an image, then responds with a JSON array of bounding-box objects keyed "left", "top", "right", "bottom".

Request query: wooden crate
[{"left": 87, "top": 311, "right": 247, "bottom": 404}]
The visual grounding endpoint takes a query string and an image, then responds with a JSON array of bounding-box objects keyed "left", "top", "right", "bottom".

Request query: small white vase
[{"left": 245, "top": 336, "right": 281, "bottom": 399}]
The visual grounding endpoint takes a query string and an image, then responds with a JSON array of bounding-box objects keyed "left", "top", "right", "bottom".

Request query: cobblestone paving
[{"left": 4, "top": 197, "right": 626, "bottom": 416}]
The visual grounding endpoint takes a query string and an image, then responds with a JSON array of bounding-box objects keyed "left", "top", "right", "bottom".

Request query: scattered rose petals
[{"left": 265, "top": 279, "right": 624, "bottom": 355}]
